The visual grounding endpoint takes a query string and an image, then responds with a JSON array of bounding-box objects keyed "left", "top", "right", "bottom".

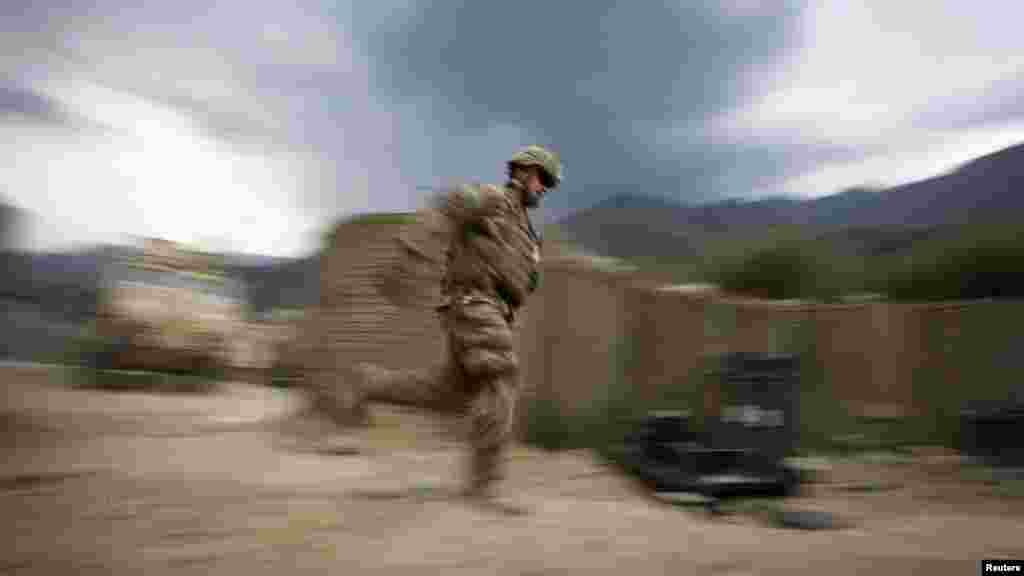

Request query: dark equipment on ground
[
  {"left": 959, "top": 397, "right": 1024, "bottom": 468},
  {"left": 609, "top": 353, "right": 803, "bottom": 513}
]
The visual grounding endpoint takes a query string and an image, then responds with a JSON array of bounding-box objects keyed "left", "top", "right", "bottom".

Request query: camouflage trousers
[{"left": 360, "top": 294, "right": 519, "bottom": 496}]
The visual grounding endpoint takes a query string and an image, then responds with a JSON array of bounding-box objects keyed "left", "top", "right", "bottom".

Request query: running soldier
[{"left": 351, "top": 145, "right": 562, "bottom": 514}]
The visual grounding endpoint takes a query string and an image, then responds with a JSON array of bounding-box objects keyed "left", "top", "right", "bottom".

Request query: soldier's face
[{"left": 522, "top": 167, "right": 547, "bottom": 208}]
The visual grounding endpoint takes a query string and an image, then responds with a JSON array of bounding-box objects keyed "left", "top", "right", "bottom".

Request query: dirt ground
[{"left": 2, "top": 364, "right": 1023, "bottom": 575}]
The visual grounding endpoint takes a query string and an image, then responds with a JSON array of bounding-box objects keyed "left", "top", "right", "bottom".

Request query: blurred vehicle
[{"left": 92, "top": 238, "right": 249, "bottom": 375}]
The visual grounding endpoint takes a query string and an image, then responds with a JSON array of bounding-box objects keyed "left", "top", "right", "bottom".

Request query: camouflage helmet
[{"left": 508, "top": 145, "right": 562, "bottom": 188}]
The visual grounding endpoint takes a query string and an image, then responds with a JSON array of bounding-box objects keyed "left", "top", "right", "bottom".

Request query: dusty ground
[{"left": 2, "top": 364, "right": 1023, "bottom": 575}]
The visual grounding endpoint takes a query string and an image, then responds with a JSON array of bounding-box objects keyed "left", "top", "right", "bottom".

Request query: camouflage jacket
[{"left": 434, "top": 179, "right": 542, "bottom": 315}]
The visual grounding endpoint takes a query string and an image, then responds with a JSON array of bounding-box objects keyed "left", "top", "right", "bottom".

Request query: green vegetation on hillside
[
  {"left": 606, "top": 222, "right": 1024, "bottom": 303},
  {"left": 874, "top": 222, "right": 1024, "bottom": 301},
  {"left": 348, "top": 212, "right": 418, "bottom": 226}
]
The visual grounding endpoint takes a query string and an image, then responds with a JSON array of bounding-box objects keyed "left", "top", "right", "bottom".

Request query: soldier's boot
[
  {"left": 460, "top": 386, "right": 529, "bottom": 517},
  {"left": 461, "top": 444, "right": 529, "bottom": 516},
  {"left": 309, "top": 364, "right": 371, "bottom": 428},
  {"left": 291, "top": 364, "right": 370, "bottom": 456}
]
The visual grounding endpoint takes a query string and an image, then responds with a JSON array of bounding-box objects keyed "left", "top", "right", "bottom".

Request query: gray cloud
[
  {"left": 0, "top": 1, "right": 407, "bottom": 254},
  {"left": 0, "top": 81, "right": 72, "bottom": 125},
  {"left": 914, "top": 74, "right": 1024, "bottom": 133},
  {"left": 697, "top": 140, "right": 874, "bottom": 199},
  {"left": 351, "top": 1, "right": 805, "bottom": 217},
  {"left": 32, "top": 23, "right": 314, "bottom": 157},
  {"left": 4, "top": 0, "right": 1020, "bottom": 256},
  {"left": 714, "top": 3, "right": 1024, "bottom": 197}
]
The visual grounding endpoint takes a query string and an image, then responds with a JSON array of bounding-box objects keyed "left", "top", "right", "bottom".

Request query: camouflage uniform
[
  {"left": 359, "top": 178, "right": 542, "bottom": 497},
  {"left": 356, "top": 146, "right": 559, "bottom": 502}
]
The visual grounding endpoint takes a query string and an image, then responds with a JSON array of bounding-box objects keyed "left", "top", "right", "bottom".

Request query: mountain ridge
[{"left": 557, "top": 141, "right": 1024, "bottom": 262}]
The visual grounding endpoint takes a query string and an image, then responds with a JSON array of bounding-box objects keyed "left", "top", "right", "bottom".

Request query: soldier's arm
[{"left": 430, "top": 183, "right": 508, "bottom": 230}]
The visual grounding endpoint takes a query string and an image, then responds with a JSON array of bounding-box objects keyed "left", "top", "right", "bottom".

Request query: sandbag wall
[{"left": 308, "top": 214, "right": 444, "bottom": 405}]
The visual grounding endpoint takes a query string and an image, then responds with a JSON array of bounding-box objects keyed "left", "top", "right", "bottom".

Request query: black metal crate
[{"left": 710, "top": 353, "right": 800, "bottom": 465}]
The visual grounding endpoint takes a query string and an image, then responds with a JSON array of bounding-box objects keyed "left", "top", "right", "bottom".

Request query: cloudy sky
[{"left": 2, "top": 1, "right": 1022, "bottom": 257}]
